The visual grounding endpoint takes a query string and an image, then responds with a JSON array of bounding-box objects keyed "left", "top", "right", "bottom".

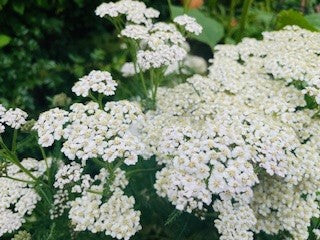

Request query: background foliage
[{"left": 1, "top": 0, "right": 320, "bottom": 239}]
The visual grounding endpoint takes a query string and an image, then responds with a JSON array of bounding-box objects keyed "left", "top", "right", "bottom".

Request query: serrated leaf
[
  {"left": 0, "top": 34, "right": 11, "bottom": 48},
  {"left": 276, "top": 10, "right": 318, "bottom": 32},
  {"left": 170, "top": 5, "right": 224, "bottom": 49}
]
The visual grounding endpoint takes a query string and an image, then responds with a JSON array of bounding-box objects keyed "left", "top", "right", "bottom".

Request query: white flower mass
[
  {"left": 174, "top": 14, "right": 203, "bottom": 35},
  {"left": 0, "top": 106, "right": 27, "bottom": 132},
  {"left": 141, "top": 26, "right": 320, "bottom": 240},
  {"left": 0, "top": 158, "right": 49, "bottom": 237},
  {"left": 95, "top": 0, "right": 159, "bottom": 25},
  {"left": 7, "top": 1, "right": 320, "bottom": 239},
  {"left": 72, "top": 70, "right": 118, "bottom": 97}
]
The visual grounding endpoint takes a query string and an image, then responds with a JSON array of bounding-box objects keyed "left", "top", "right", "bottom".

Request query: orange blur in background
[{"left": 183, "top": 0, "right": 204, "bottom": 9}]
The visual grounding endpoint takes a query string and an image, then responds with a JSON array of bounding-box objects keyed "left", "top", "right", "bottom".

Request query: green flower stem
[
  {"left": 183, "top": 0, "right": 192, "bottom": 13},
  {"left": 2, "top": 175, "right": 35, "bottom": 184},
  {"left": 0, "top": 136, "right": 10, "bottom": 152},
  {"left": 86, "top": 189, "right": 104, "bottom": 195},
  {"left": 0, "top": 136, "right": 37, "bottom": 181},
  {"left": 152, "top": 68, "right": 163, "bottom": 106},
  {"left": 92, "top": 158, "right": 112, "bottom": 172},
  {"left": 139, "top": 70, "right": 148, "bottom": 97},
  {"left": 129, "top": 40, "right": 149, "bottom": 99},
  {"left": 98, "top": 93, "right": 104, "bottom": 109},
  {"left": 11, "top": 129, "right": 18, "bottom": 153},
  {"left": 208, "top": 0, "right": 218, "bottom": 16},
  {"left": 167, "top": 0, "right": 173, "bottom": 20},
  {"left": 10, "top": 155, "right": 38, "bottom": 181},
  {"left": 1, "top": 135, "right": 53, "bottom": 206},
  {"left": 92, "top": 157, "right": 125, "bottom": 198},
  {"left": 150, "top": 69, "right": 156, "bottom": 103},
  {"left": 265, "top": 0, "right": 271, "bottom": 12},
  {"left": 226, "top": 0, "right": 237, "bottom": 38},
  {"left": 37, "top": 185, "right": 52, "bottom": 205},
  {"left": 89, "top": 91, "right": 98, "bottom": 102},
  {"left": 126, "top": 167, "right": 160, "bottom": 178},
  {"left": 40, "top": 145, "right": 50, "bottom": 182},
  {"left": 109, "top": 17, "right": 122, "bottom": 34},
  {"left": 237, "top": 0, "right": 254, "bottom": 42}
]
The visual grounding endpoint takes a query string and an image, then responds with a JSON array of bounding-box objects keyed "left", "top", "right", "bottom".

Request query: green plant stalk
[
  {"left": 92, "top": 157, "right": 126, "bottom": 198},
  {"left": 11, "top": 128, "right": 18, "bottom": 153},
  {"left": 265, "top": 0, "right": 271, "bottom": 12},
  {"left": 40, "top": 145, "right": 50, "bottom": 182},
  {"left": 150, "top": 69, "right": 156, "bottom": 104},
  {"left": 126, "top": 167, "right": 160, "bottom": 177},
  {"left": 87, "top": 189, "right": 104, "bottom": 195},
  {"left": 89, "top": 91, "right": 98, "bottom": 102},
  {"left": 109, "top": 17, "right": 123, "bottom": 34},
  {"left": 2, "top": 175, "right": 35, "bottom": 184},
  {"left": 138, "top": 68, "right": 149, "bottom": 99},
  {"left": 208, "top": 0, "right": 218, "bottom": 16},
  {"left": 0, "top": 137, "right": 37, "bottom": 181},
  {"left": 183, "top": 0, "right": 192, "bottom": 13},
  {"left": 226, "top": 0, "right": 237, "bottom": 38},
  {"left": 98, "top": 93, "right": 104, "bottom": 109},
  {"left": 167, "top": 0, "right": 173, "bottom": 19},
  {"left": 237, "top": 0, "right": 254, "bottom": 42},
  {"left": 129, "top": 40, "right": 149, "bottom": 99},
  {"left": 37, "top": 185, "right": 52, "bottom": 205},
  {"left": 150, "top": 69, "right": 163, "bottom": 109}
]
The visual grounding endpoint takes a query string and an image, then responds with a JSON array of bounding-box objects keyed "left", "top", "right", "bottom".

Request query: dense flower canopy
[
  {"left": 0, "top": 0, "right": 319, "bottom": 238},
  {"left": 143, "top": 26, "right": 320, "bottom": 240}
]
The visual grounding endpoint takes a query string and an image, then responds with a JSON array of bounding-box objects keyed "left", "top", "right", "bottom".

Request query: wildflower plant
[
  {"left": 95, "top": 0, "right": 204, "bottom": 109},
  {"left": 0, "top": 0, "right": 319, "bottom": 240}
]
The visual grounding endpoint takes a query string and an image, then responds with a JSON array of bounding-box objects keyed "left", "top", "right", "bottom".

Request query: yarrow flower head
[
  {"left": 121, "top": 24, "right": 149, "bottom": 40},
  {"left": 72, "top": 70, "right": 118, "bottom": 97},
  {"left": 0, "top": 107, "right": 27, "bottom": 131},
  {"left": 0, "top": 158, "right": 49, "bottom": 237},
  {"left": 174, "top": 14, "right": 203, "bottom": 35},
  {"left": 137, "top": 44, "right": 187, "bottom": 71},
  {"left": 95, "top": 0, "right": 159, "bottom": 25},
  {"left": 50, "top": 161, "right": 141, "bottom": 240},
  {"left": 33, "top": 108, "right": 69, "bottom": 147}
]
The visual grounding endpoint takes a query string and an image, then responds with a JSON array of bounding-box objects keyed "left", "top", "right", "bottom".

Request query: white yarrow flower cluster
[
  {"left": 60, "top": 101, "right": 145, "bottom": 165},
  {"left": 0, "top": 105, "right": 27, "bottom": 132},
  {"left": 95, "top": 0, "right": 159, "bottom": 25},
  {"left": 97, "top": 0, "right": 202, "bottom": 73},
  {"left": 53, "top": 163, "right": 141, "bottom": 240},
  {"left": 174, "top": 14, "right": 203, "bottom": 35},
  {"left": 137, "top": 44, "right": 187, "bottom": 71},
  {"left": 72, "top": 70, "right": 118, "bottom": 97},
  {"left": 0, "top": 158, "right": 48, "bottom": 237},
  {"left": 142, "top": 26, "right": 320, "bottom": 240},
  {"left": 33, "top": 108, "right": 69, "bottom": 147}
]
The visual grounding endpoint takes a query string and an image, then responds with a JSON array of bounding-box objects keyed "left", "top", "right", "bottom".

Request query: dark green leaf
[
  {"left": 170, "top": 5, "right": 224, "bottom": 49},
  {"left": 276, "top": 10, "right": 319, "bottom": 32},
  {"left": 0, "top": 34, "right": 11, "bottom": 48}
]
